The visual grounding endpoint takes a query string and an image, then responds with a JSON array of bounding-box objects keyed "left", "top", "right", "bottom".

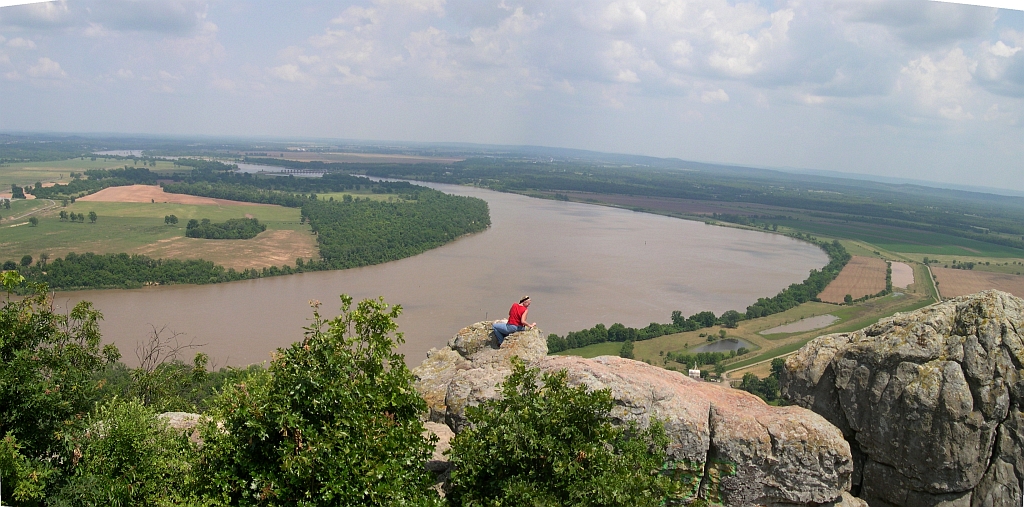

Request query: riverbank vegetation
[{"left": 547, "top": 239, "right": 850, "bottom": 354}]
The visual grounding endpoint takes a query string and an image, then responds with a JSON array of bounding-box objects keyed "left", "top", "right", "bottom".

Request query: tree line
[
  {"left": 185, "top": 217, "right": 266, "bottom": 240},
  {"left": 356, "top": 158, "right": 1024, "bottom": 251},
  {"left": 5, "top": 252, "right": 303, "bottom": 291},
  {"left": 547, "top": 239, "right": 850, "bottom": 354}
]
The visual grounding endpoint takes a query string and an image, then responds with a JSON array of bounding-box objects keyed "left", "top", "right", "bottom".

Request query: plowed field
[
  {"left": 932, "top": 267, "right": 1024, "bottom": 299},
  {"left": 818, "top": 256, "right": 888, "bottom": 304},
  {"left": 78, "top": 185, "right": 273, "bottom": 206}
]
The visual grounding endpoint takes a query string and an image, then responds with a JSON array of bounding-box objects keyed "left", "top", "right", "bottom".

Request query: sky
[{"left": 0, "top": 0, "right": 1022, "bottom": 190}]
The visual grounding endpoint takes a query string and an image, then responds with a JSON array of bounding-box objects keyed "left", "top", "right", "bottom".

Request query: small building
[{"left": 688, "top": 369, "right": 701, "bottom": 380}]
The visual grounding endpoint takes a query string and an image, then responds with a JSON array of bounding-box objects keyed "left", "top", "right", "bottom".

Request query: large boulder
[
  {"left": 782, "top": 290, "right": 1024, "bottom": 507},
  {"left": 413, "top": 322, "right": 854, "bottom": 506}
]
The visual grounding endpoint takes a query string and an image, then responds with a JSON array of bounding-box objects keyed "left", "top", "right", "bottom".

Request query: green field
[
  {"left": 552, "top": 341, "right": 622, "bottom": 359},
  {"left": 776, "top": 218, "right": 1024, "bottom": 257},
  {"left": 314, "top": 191, "right": 409, "bottom": 203},
  {"left": 0, "top": 158, "right": 187, "bottom": 191},
  {"left": 0, "top": 200, "right": 305, "bottom": 263}
]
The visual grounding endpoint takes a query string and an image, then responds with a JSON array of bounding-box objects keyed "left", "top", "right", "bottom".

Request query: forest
[{"left": 303, "top": 190, "right": 490, "bottom": 269}]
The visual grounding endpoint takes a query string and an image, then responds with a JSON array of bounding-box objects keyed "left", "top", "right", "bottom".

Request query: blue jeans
[{"left": 492, "top": 322, "right": 524, "bottom": 345}]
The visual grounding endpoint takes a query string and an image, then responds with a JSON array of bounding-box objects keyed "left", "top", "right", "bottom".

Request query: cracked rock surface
[
  {"left": 413, "top": 321, "right": 853, "bottom": 506},
  {"left": 782, "top": 290, "right": 1024, "bottom": 507}
]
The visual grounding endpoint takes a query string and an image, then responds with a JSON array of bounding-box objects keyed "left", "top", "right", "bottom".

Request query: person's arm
[{"left": 522, "top": 308, "right": 535, "bottom": 329}]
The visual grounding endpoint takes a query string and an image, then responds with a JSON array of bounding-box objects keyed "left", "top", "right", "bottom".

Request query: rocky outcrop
[
  {"left": 414, "top": 321, "right": 855, "bottom": 506},
  {"left": 158, "top": 411, "right": 205, "bottom": 445},
  {"left": 782, "top": 290, "right": 1024, "bottom": 507}
]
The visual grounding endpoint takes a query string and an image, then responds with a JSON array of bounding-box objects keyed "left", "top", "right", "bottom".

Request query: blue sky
[{"left": 0, "top": 0, "right": 1022, "bottom": 189}]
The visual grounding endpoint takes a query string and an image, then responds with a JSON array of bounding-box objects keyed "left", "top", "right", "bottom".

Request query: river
[{"left": 57, "top": 183, "right": 827, "bottom": 367}]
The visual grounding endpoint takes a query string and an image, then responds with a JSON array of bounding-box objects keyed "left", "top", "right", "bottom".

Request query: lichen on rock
[{"left": 783, "top": 290, "right": 1024, "bottom": 506}]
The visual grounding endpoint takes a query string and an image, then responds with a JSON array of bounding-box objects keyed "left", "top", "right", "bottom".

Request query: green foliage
[
  {"left": 17, "top": 252, "right": 276, "bottom": 291},
  {"left": 0, "top": 280, "right": 110, "bottom": 463},
  {"left": 738, "top": 358, "right": 787, "bottom": 403},
  {"left": 196, "top": 295, "right": 440, "bottom": 506},
  {"left": 0, "top": 433, "right": 56, "bottom": 504},
  {"left": 185, "top": 217, "right": 266, "bottom": 240},
  {"left": 619, "top": 340, "right": 634, "bottom": 359},
  {"left": 30, "top": 167, "right": 158, "bottom": 200},
  {"left": 52, "top": 398, "right": 196, "bottom": 507},
  {"left": 446, "top": 360, "right": 670, "bottom": 506},
  {"left": 304, "top": 190, "right": 490, "bottom": 269}
]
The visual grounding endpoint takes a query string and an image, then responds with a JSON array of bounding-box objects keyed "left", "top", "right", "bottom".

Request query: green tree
[
  {"left": 59, "top": 210, "right": 68, "bottom": 221},
  {"left": 53, "top": 398, "right": 196, "bottom": 507},
  {"left": 20, "top": 255, "right": 32, "bottom": 267},
  {"left": 0, "top": 273, "right": 119, "bottom": 502},
  {"left": 197, "top": 295, "right": 439, "bottom": 506},
  {"left": 844, "top": 294, "right": 853, "bottom": 304},
  {"left": 28, "top": 216, "right": 38, "bottom": 227},
  {"left": 88, "top": 211, "right": 97, "bottom": 223},
  {"left": 770, "top": 358, "right": 786, "bottom": 379},
  {"left": 619, "top": 339, "right": 635, "bottom": 359},
  {"left": 447, "top": 360, "right": 670, "bottom": 506},
  {"left": 719, "top": 310, "right": 743, "bottom": 328}
]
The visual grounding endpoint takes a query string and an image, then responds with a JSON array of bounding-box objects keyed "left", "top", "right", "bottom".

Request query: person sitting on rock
[{"left": 492, "top": 296, "right": 536, "bottom": 346}]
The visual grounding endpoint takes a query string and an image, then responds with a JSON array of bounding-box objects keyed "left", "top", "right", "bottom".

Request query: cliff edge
[
  {"left": 414, "top": 321, "right": 859, "bottom": 506},
  {"left": 783, "top": 290, "right": 1024, "bottom": 507}
]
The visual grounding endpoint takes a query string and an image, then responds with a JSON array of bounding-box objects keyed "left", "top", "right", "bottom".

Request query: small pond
[
  {"left": 759, "top": 314, "right": 839, "bottom": 335},
  {"left": 691, "top": 338, "right": 753, "bottom": 353}
]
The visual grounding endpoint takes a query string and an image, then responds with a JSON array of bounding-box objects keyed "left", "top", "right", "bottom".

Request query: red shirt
[{"left": 508, "top": 303, "right": 527, "bottom": 326}]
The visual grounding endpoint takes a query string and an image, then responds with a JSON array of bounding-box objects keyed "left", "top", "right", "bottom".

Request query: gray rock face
[
  {"left": 414, "top": 322, "right": 854, "bottom": 506},
  {"left": 782, "top": 290, "right": 1024, "bottom": 507}
]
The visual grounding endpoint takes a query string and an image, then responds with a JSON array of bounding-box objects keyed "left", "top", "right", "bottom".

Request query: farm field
[
  {"left": 314, "top": 191, "right": 409, "bottom": 203},
  {"left": 0, "top": 158, "right": 186, "bottom": 193},
  {"left": 0, "top": 188, "right": 316, "bottom": 270},
  {"left": 818, "top": 256, "right": 888, "bottom": 303},
  {"left": 931, "top": 267, "right": 1024, "bottom": 299},
  {"left": 78, "top": 184, "right": 270, "bottom": 206},
  {"left": 558, "top": 256, "right": 938, "bottom": 386},
  {"left": 773, "top": 218, "right": 1024, "bottom": 257}
]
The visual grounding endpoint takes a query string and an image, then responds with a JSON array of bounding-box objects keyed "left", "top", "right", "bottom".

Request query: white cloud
[
  {"left": 270, "top": 64, "right": 313, "bottom": 84},
  {"left": 899, "top": 48, "right": 977, "bottom": 119},
  {"left": 6, "top": 37, "right": 36, "bottom": 49},
  {"left": 4, "top": 70, "right": 21, "bottom": 80},
  {"left": 116, "top": 68, "right": 133, "bottom": 79},
  {"left": 701, "top": 88, "right": 729, "bottom": 103},
  {"left": 989, "top": 40, "right": 1021, "bottom": 57},
  {"left": 26, "top": 56, "right": 66, "bottom": 78}
]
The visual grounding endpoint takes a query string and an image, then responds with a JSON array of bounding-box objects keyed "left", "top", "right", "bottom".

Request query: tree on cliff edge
[
  {"left": 446, "top": 359, "right": 671, "bottom": 507},
  {"left": 196, "top": 295, "right": 441, "bottom": 506}
]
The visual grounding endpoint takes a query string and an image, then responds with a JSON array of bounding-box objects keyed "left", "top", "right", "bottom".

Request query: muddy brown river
[{"left": 57, "top": 183, "right": 827, "bottom": 367}]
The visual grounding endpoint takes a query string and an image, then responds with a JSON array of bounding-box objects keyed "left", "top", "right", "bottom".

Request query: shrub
[
  {"left": 196, "top": 295, "right": 440, "bottom": 506},
  {"left": 446, "top": 359, "right": 670, "bottom": 506},
  {"left": 53, "top": 398, "right": 196, "bottom": 507}
]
